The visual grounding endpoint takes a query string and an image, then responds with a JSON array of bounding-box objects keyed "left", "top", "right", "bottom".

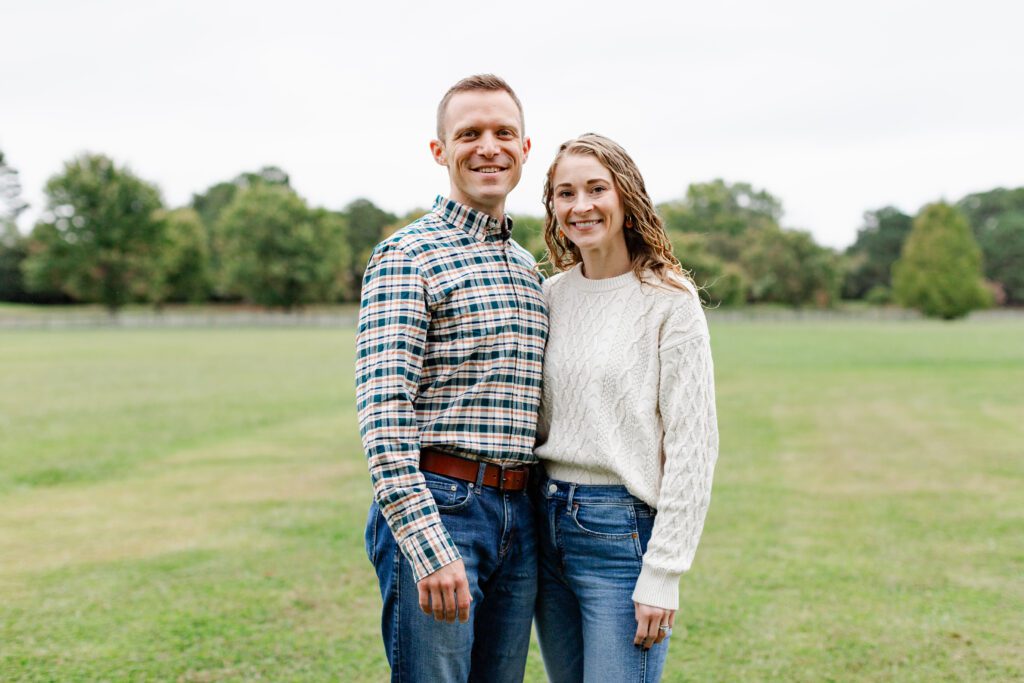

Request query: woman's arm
[{"left": 632, "top": 301, "right": 720, "bottom": 612}]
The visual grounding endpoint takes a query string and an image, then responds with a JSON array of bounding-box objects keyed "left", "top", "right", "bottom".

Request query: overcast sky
[{"left": 3, "top": 0, "right": 1023, "bottom": 248}]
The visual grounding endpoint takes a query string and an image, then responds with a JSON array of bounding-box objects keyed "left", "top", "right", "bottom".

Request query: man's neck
[{"left": 449, "top": 193, "right": 505, "bottom": 221}]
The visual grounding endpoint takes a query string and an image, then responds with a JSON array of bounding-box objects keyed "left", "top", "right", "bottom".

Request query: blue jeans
[
  {"left": 365, "top": 465, "right": 537, "bottom": 683},
  {"left": 534, "top": 476, "right": 669, "bottom": 683}
]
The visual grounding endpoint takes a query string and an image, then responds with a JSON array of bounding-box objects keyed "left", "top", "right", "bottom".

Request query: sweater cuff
[
  {"left": 399, "top": 523, "right": 462, "bottom": 582},
  {"left": 632, "top": 564, "right": 681, "bottom": 611}
]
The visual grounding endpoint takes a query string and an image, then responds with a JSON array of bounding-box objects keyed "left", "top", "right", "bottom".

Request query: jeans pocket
[
  {"left": 364, "top": 503, "right": 379, "bottom": 565},
  {"left": 423, "top": 471, "right": 475, "bottom": 512},
  {"left": 570, "top": 502, "right": 637, "bottom": 539}
]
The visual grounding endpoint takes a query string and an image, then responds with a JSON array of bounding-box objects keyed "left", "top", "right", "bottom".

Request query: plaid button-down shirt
[{"left": 356, "top": 196, "right": 548, "bottom": 580}]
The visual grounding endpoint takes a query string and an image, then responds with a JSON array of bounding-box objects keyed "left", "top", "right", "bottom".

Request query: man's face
[{"left": 430, "top": 90, "right": 530, "bottom": 218}]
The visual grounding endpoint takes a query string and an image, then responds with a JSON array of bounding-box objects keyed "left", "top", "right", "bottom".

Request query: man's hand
[
  {"left": 417, "top": 559, "right": 471, "bottom": 623},
  {"left": 633, "top": 601, "right": 675, "bottom": 650}
]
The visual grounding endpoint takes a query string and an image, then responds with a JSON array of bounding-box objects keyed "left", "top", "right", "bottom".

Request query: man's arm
[{"left": 355, "top": 243, "right": 462, "bottom": 582}]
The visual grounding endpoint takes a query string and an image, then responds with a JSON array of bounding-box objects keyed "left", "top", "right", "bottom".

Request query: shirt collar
[{"left": 433, "top": 195, "right": 512, "bottom": 242}]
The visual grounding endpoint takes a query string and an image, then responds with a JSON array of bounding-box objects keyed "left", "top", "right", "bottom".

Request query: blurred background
[{"left": 1, "top": 1, "right": 1022, "bottom": 681}]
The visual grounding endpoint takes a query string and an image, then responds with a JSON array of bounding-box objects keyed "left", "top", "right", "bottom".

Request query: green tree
[
  {"left": 892, "top": 202, "right": 990, "bottom": 319},
  {"left": 215, "top": 184, "right": 349, "bottom": 308},
  {"left": 191, "top": 165, "right": 292, "bottom": 228},
  {"left": 1, "top": 149, "right": 29, "bottom": 226},
  {"left": 739, "top": 227, "right": 842, "bottom": 307},
  {"left": 957, "top": 188, "right": 1024, "bottom": 304},
  {"left": 150, "top": 207, "right": 211, "bottom": 305},
  {"left": 510, "top": 214, "right": 548, "bottom": 268},
  {"left": 843, "top": 206, "right": 913, "bottom": 300},
  {"left": 0, "top": 223, "right": 30, "bottom": 302},
  {"left": 660, "top": 180, "right": 784, "bottom": 279},
  {"left": 191, "top": 166, "right": 292, "bottom": 299},
  {"left": 345, "top": 198, "right": 396, "bottom": 294},
  {"left": 660, "top": 179, "right": 782, "bottom": 238},
  {"left": 22, "top": 154, "right": 164, "bottom": 311},
  {"left": 0, "top": 150, "right": 31, "bottom": 301},
  {"left": 670, "top": 232, "right": 747, "bottom": 306}
]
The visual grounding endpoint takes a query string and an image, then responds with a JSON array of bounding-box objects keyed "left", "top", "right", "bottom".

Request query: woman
[{"left": 533, "top": 134, "right": 719, "bottom": 682}]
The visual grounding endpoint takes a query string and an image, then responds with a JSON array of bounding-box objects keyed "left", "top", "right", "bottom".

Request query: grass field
[{"left": 1, "top": 321, "right": 1022, "bottom": 682}]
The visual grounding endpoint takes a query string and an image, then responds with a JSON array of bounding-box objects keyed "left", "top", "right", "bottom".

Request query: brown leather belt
[{"left": 420, "top": 448, "right": 531, "bottom": 492}]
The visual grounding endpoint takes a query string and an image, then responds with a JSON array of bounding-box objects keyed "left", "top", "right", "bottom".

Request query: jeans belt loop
[
  {"left": 474, "top": 461, "right": 487, "bottom": 491},
  {"left": 566, "top": 483, "right": 576, "bottom": 510}
]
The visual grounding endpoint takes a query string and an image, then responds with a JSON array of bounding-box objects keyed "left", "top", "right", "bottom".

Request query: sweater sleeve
[{"left": 632, "top": 303, "right": 719, "bottom": 610}]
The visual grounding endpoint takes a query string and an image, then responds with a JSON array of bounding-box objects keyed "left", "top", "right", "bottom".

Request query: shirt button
[{"left": 547, "top": 483, "right": 558, "bottom": 495}]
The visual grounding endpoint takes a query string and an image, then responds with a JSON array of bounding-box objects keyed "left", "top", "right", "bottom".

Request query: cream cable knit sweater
[{"left": 535, "top": 264, "right": 719, "bottom": 610}]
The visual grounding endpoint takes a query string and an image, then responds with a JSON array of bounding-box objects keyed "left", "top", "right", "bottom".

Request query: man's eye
[
  {"left": 498, "top": 130, "right": 514, "bottom": 138},
  {"left": 462, "top": 131, "right": 477, "bottom": 138}
]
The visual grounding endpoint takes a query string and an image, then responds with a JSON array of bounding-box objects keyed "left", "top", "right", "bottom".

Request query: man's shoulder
[
  {"left": 377, "top": 211, "right": 454, "bottom": 257},
  {"left": 506, "top": 238, "right": 539, "bottom": 265}
]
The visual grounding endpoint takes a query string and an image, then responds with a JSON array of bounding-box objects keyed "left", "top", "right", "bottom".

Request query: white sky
[{"left": 3, "top": 0, "right": 1023, "bottom": 249}]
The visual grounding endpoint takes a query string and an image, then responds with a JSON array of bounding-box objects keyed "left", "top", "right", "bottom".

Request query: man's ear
[
  {"left": 522, "top": 136, "right": 532, "bottom": 164},
  {"left": 430, "top": 139, "right": 447, "bottom": 167}
]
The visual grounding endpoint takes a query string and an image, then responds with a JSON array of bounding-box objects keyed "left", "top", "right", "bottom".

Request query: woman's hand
[{"left": 633, "top": 601, "right": 675, "bottom": 650}]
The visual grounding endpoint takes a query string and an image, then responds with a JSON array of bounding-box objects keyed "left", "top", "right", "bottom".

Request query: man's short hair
[{"left": 436, "top": 74, "right": 525, "bottom": 140}]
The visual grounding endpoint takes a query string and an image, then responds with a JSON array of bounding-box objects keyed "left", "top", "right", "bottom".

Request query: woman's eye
[
  {"left": 557, "top": 191, "right": 573, "bottom": 199},
  {"left": 592, "top": 186, "right": 606, "bottom": 194}
]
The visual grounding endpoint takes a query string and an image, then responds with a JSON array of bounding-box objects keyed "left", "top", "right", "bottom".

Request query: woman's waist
[{"left": 537, "top": 472, "right": 653, "bottom": 507}]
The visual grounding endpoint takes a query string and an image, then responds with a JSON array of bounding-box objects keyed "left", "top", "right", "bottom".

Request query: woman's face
[{"left": 551, "top": 153, "right": 627, "bottom": 257}]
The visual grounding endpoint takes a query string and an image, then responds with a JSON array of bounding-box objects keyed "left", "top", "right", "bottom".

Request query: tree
[
  {"left": 344, "top": 198, "right": 396, "bottom": 294},
  {"left": 892, "top": 202, "right": 990, "bottom": 319},
  {"left": 150, "top": 208, "right": 211, "bottom": 305},
  {"left": 739, "top": 227, "right": 842, "bottom": 307},
  {"left": 215, "top": 184, "right": 349, "bottom": 308},
  {"left": 670, "top": 232, "right": 746, "bottom": 306},
  {"left": 22, "top": 154, "right": 164, "bottom": 311},
  {"left": 0, "top": 223, "right": 29, "bottom": 301},
  {"left": 0, "top": 150, "right": 31, "bottom": 301},
  {"left": 1, "top": 149, "right": 29, "bottom": 226},
  {"left": 509, "top": 214, "right": 548, "bottom": 268},
  {"left": 957, "top": 188, "right": 1024, "bottom": 304},
  {"left": 191, "top": 166, "right": 292, "bottom": 299},
  {"left": 843, "top": 206, "right": 913, "bottom": 300},
  {"left": 191, "top": 165, "right": 292, "bottom": 228},
  {"left": 660, "top": 179, "right": 782, "bottom": 238}
]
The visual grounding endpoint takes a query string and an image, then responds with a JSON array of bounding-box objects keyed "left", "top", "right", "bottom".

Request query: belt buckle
[{"left": 498, "top": 464, "right": 528, "bottom": 492}]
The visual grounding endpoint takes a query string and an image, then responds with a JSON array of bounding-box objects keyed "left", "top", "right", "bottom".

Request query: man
[{"left": 356, "top": 74, "right": 547, "bottom": 682}]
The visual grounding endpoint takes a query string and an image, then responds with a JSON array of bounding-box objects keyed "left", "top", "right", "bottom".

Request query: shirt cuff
[
  {"left": 399, "top": 523, "right": 462, "bottom": 582},
  {"left": 632, "top": 564, "right": 681, "bottom": 611}
]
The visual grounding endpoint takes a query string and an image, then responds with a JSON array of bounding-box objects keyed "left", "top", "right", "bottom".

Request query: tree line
[{"left": 2, "top": 149, "right": 1019, "bottom": 319}]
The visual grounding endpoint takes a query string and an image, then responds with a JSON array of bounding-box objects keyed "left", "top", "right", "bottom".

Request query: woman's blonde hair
[{"left": 542, "top": 133, "right": 692, "bottom": 291}]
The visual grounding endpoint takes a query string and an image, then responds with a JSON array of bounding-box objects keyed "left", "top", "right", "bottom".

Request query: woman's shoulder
[
  {"left": 642, "top": 270, "right": 701, "bottom": 308},
  {"left": 541, "top": 269, "right": 569, "bottom": 297},
  {"left": 644, "top": 271, "right": 709, "bottom": 346}
]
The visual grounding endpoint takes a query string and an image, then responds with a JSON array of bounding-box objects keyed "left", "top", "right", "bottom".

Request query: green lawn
[{"left": 1, "top": 321, "right": 1021, "bottom": 682}]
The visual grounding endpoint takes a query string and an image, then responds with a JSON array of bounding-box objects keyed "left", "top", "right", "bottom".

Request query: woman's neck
[{"left": 579, "top": 244, "right": 631, "bottom": 280}]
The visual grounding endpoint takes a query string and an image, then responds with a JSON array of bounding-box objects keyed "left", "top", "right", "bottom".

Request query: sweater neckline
[{"left": 564, "top": 263, "right": 636, "bottom": 292}]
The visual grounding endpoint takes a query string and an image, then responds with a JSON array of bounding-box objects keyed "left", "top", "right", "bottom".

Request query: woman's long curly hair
[{"left": 542, "top": 133, "right": 692, "bottom": 292}]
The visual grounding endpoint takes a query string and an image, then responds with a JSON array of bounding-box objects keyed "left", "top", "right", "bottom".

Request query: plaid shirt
[{"left": 356, "top": 196, "right": 548, "bottom": 580}]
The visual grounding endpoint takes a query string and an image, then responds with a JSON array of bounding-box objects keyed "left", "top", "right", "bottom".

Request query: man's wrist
[{"left": 399, "top": 523, "right": 461, "bottom": 581}]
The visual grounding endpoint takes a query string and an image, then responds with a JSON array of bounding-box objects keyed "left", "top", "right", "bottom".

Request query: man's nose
[{"left": 477, "top": 132, "right": 500, "bottom": 156}]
